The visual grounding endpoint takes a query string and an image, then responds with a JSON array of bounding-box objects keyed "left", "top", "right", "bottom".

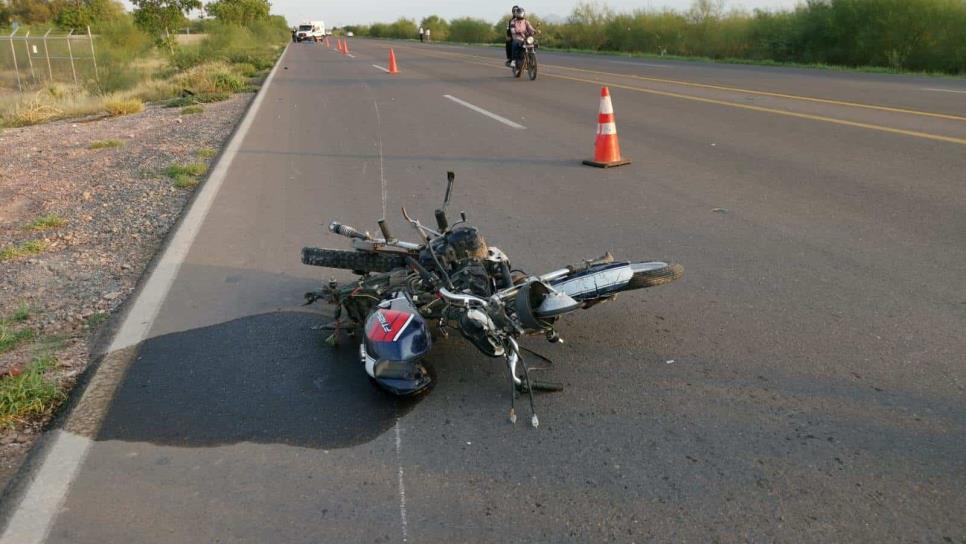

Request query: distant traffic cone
[
  {"left": 583, "top": 86, "right": 631, "bottom": 168},
  {"left": 343, "top": 40, "right": 350, "bottom": 55},
  {"left": 323, "top": 36, "right": 330, "bottom": 48},
  {"left": 387, "top": 48, "right": 399, "bottom": 74},
  {"left": 338, "top": 39, "right": 344, "bottom": 53}
]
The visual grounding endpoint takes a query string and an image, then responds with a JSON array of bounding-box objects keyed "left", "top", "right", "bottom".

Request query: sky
[{"left": 273, "top": 1, "right": 801, "bottom": 28}]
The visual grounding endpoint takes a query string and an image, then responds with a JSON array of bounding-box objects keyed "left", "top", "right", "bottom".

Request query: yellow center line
[
  {"left": 402, "top": 46, "right": 966, "bottom": 123},
  {"left": 399, "top": 45, "right": 966, "bottom": 146}
]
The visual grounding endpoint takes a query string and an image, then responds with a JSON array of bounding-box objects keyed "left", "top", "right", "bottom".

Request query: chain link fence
[{"left": 1, "top": 27, "right": 98, "bottom": 93}]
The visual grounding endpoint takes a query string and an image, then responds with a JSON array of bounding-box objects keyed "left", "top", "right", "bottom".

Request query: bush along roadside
[
  {"left": 346, "top": 0, "right": 966, "bottom": 76},
  {"left": 1, "top": 16, "right": 288, "bottom": 128}
]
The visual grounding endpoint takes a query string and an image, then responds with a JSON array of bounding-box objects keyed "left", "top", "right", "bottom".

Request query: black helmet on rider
[{"left": 512, "top": 5, "right": 525, "bottom": 18}]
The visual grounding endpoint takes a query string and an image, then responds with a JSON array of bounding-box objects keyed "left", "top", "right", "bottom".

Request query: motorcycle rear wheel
[{"left": 301, "top": 247, "right": 408, "bottom": 273}]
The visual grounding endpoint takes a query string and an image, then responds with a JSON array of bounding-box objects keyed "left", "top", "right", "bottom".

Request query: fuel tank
[{"left": 361, "top": 293, "right": 433, "bottom": 396}]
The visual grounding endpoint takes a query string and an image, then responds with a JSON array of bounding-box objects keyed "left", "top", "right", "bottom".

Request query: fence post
[
  {"left": 65, "top": 29, "right": 78, "bottom": 85},
  {"left": 24, "top": 31, "right": 36, "bottom": 83},
  {"left": 87, "top": 26, "right": 98, "bottom": 84},
  {"left": 8, "top": 28, "right": 22, "bottom": 93},
  {"left": 43, "top": 29, "right": 53, "bottom": 82}
]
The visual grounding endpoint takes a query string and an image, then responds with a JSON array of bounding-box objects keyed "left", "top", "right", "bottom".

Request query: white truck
[{"left": 295, "top": 21, "right": 326, "bottom": 42}]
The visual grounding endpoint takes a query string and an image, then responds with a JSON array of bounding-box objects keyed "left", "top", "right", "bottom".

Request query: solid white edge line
[
  {"left": 921, "top": 88, "right": 966, "bottom": 94},
  {"left": 372, "top": 64, "right": 390, "bottom": 73},
  {"left": 442, "top": 95, "right": 526, "bottom": 130},
  {"left": 0, "top": 43, "right": 291, "bottom": 544}
]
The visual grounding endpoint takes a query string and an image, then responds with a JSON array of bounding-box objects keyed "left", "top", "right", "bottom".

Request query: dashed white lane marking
[
  {"left": 921, "top": 87, "right": 966, "bottom": 94},
  {"left": 442, "top": 95, "right": 526, "bottom": 129},
  {"left": 0, "top": 43, "right": 292, "bottom": 544},
  {"left": 372, "top": 64, "right": 391, "bottom": 73},
  {"left": 393, "top": 419, "right": 409, "bottom": 543}
]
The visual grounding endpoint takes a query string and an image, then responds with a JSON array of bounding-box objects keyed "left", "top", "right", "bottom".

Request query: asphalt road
[{"left": 4, "top": 40, "right": 966, "bottom": 543}]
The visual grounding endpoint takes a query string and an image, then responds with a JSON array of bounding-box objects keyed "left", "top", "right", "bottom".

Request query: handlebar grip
[
  {"left": 377, "top": 219, "right": 393, "bottom": 241},
  {"left": 434, "top": 209, "right": 448, "bottom": 232},
  {"left": 329, "top": 221, "right": 368, "bottom": 240}
]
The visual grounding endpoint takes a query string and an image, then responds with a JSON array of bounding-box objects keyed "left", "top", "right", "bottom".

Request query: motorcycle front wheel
[{"left": 527, "top": 52, "right": 537, "bottom": 80}]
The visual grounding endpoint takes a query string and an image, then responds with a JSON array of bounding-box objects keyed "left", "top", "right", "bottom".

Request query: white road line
[
  {"left": 0, "top": 43, "right": 292, "bottom": 544},
  {"left": 372, "top": 64, "right": 390, "bottom": 73},
  {"left": 393, "top": 419, "right": 409, "bottom": 543},
  {"left": 442, "top": 95, "right": 526, "bottom": 129},
  {"left": 346, "top": 54, "right": 356, "bottom": 58},
  {"left": 605, "top": 59, "right": 669, "bottom": 68},
  {"left": 921, "top": 87, "right": 966, "bottom": 94}
]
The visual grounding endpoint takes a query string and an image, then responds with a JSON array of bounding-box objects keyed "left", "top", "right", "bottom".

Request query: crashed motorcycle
[{"left": 302, "top": 172, "right": 683, "bottom": 427}]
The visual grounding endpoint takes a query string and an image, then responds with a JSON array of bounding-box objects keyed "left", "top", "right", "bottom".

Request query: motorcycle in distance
[
  {"left": 511, "top": 36, "right": 538, "bottom": 80},
  {"left": 301, "top": 172, "right": 683, "bottom": 427}
]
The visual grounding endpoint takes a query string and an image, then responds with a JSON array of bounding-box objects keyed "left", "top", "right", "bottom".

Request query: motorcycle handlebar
[
  {"left": 329, "top": 221, "right": 369, "bottom": 240},
  {"left": 438, "top": 288, "right": 487, "bottom": 308}
]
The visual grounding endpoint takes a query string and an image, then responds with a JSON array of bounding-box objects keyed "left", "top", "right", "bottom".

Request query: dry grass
[
  {"left": 88, "top": 139, "right": 125, "bottom": 150},
  {"left": 181, "top": 105, "right": 204, "bottom": 115},
  {"left": 103, "top": 96, "right": 144, "bottom": 116},
  {"left": 25, "top": 214, "right": 67, "bottom": 231},
  {"left": 0, "top": 240, "right": 49, "bottom": 262},
  {"left": 173, "top": 62, "right": 247, "bottom": 95}
]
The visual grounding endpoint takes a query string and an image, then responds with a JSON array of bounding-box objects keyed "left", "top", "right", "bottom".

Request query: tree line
[{"left": 341, "top": 0, "right": 966, "bottom": 74}]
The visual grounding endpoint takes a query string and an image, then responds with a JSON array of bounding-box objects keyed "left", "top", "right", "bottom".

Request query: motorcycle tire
[
  {"left": 301, "top": 247, "right": 408, "bottom": 273},
  {"left": 527, "top": 53, "right": 537, "bottom": 80},
  {"left": 627, "top": 263, "right": 684, "bottom": 289}
]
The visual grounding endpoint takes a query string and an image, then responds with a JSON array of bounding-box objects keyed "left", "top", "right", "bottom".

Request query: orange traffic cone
[
  {"left": 387, "top": 49, "right": 399, "bottom": 74},
  {"left": 337, "top": 39, "right": 344, "bottom": 53},
  {"left": 323, "top": 36, "right": 330, "bottom": 48},
  {"left": 583, "top": 86, "right": 631, "bottom": 168},
  {"left": 343, "top": 40, "right": 351, "bottom": 55}
]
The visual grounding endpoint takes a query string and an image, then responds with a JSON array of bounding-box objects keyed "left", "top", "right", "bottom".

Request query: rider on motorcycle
[{"left": 507, "top": 6, "right": 536, "bottom": 69}]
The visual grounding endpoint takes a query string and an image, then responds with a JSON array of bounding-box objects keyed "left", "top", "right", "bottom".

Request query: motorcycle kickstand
[
  {"left": 507, "top": 361, "right": 517, "bottom": 425},
  {"left": 518, "top": 353, "right": 539, "bottom": 428}
]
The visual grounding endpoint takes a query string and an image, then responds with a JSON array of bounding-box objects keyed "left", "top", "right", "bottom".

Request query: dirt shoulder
[{"left": 0, "top": 94, "right": 252, "bottom": 485}]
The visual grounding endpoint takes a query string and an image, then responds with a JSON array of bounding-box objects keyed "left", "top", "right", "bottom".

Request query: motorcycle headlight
[{"left": 526, "top": 36, "right": 535, "bottom": 45}]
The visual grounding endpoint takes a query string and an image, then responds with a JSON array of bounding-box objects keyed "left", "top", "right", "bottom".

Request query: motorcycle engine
[{"left": 425, "top": 226, "right": 507, "bottom": 297}]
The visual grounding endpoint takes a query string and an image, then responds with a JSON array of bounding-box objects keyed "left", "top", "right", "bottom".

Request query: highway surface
[{"left": 2, "top": 39, "right": 965, "bottom": 543}]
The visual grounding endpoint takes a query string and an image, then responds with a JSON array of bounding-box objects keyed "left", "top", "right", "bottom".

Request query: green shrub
[
  {"left": 0, "top": 240, "right": 49, "bottom": 262},
  {"left": 448, "top": 17, "right": 496, "bottom": 43},
  {"left": 0, "top": 355, "right": 66, "bottom": 428},
  {"left": 165, "top": 162, "right": 208, "bottom": 178},
  {"left": 181, "top": 105, "right": 204, "bottom": 114},
  {"left": 88, "top": 139, "right": 124, "bottom": 150},
  {"left": 26, "top": 213, "right": 68, "bottom": 229}
]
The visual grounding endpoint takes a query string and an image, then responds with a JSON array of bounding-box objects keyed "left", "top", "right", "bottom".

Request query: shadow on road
[{"left": 96, "top": 311, "right": 420, "bottom": 449}]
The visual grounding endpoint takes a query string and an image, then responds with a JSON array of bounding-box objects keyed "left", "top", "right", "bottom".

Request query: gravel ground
[{"left": 0, "top": 94, "right": 252, "bottom": 482}]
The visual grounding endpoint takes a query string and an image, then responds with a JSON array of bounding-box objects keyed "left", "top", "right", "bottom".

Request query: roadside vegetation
[
  {"left": 88, "top": 138, "right": 124, "bottom": 149},
  {"left": 0, "top": 0, "right": 289, "bottom": 127},
  {"left": 164, "top": 160, "right": 208, "bottom": 188},
  {"left": 343, "top": 0, "right": 966, "bottom": 75},
  {"left": 0, "top": 240, "right": 49, "bottom": 262}
]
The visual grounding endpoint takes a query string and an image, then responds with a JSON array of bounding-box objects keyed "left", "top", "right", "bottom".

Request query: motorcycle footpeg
[{"left": 515, "top": 380, "right": 564, "bottom": 393}]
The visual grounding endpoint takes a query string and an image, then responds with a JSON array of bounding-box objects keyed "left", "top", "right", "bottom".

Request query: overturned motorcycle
[{"left": 302, "top": 172, "right": 683, "bottom": 427}]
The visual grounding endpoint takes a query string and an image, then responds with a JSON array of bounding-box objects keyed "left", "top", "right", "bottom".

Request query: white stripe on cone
[
  {"left": 597, "top": 122, "right": 618, "bottom": 135},
  {"left": 599, "top": 96, "right": 614, "bottom": 114}
]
